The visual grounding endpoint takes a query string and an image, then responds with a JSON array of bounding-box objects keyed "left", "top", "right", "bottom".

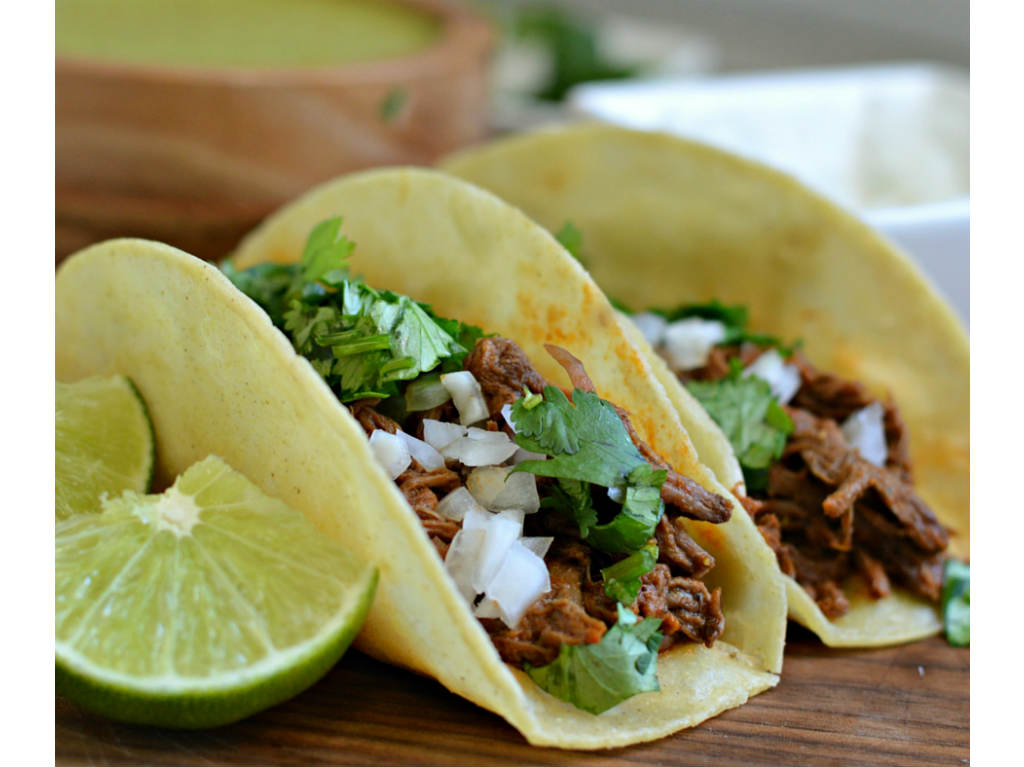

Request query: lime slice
[
  {"left": 56, "top": 455, "right": 377, "bottom": 728},
  {"left": 56, "top": 376, "right": 155, "bottom": 521}
]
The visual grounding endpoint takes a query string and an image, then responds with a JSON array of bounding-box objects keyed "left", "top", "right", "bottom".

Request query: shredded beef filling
[
  {"left": 354, "top": 336, "right": 731, "bottom": 667},
  {"left": 687, "top": 343, "right": 947, "bottom": 619}
]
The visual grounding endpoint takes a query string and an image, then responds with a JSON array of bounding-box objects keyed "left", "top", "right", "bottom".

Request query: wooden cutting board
[{"left": 56, "top": 628, "right": 968, "bottom": 766}]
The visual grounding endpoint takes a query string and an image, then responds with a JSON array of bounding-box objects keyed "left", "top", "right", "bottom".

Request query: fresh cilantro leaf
[
  {"left": 555, "top": 220, "right": 584, "bottom": 264},
  {"left": 601, "top": 543, "right": 658, "bottom": 603},
  {"left": 223, "top": 218, "right": 480, "bottom": 404},
  {"left": 301, "top": 217, "right": 354, "bottom": 285},
  {"left": 686, "top": 372, "right": 794, "bottom": 492},
  {"left": 510, "top": 385, "right": 580, "bottom": 455},
  {"left": 587, "top": 465, "right": 666, "bottom": 554},
  {"left": 524, "top": 604, "right": 662, "bottom": 714},
  {"left": 942, "top": 560, "right": 969, "bottom": 647},
  {"left": 511, "top": 387, "right": 665, "bottom": 553},
  {"left": 541, "top": 478, "right": 597, "bottom": 537}
]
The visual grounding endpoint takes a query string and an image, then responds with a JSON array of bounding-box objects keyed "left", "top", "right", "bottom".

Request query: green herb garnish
[
  {"left": 525, "top": 604, "right": 662, "bottom": 714},
  {"left": 601, "top": 544, "right": 659, "bottom": 604},
  {"left": 554, "top": 220, "right": 584, "bottom": 265},
  {"left": 941, "top": 560, "right": 970, "bottom": 647},
  {"left": 510, "top": 386, "right": 666, "bottom": 554},
  {"left": 686, "top": 370, "right": 794, "bottom": 492},
  {"left": 222, "top": 217, "right": 483, "bottom": 402}
]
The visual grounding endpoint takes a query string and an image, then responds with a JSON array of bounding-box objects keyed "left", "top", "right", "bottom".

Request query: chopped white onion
[
  {"left": 631, "top": 312, "right": 668, "bottom": 347},
  {"left": 422, "top": 419, "right": 466, "bottom": 452},
  {"left": 607, "top": 486, "right": 626, "bottom": 505},
  {"left": 396, "top": 431, "right": 445, "bottom": 471},
  {"left": 512, "top": 447, "right": 547, "bottom": 465},
  {"left": 440, "top": 371, "right": 490, "bottom": 425},
  {"left": 520, "top": 536, "right": 554, "bottom": 560},
  {"left": 841, "top": 402, "right": 888, "bottom": 466},
  {"left": 404, "top": 375, "right": 452, "bottom": 412},
  {"left": 435, "top": 487, "right": 484, "bottom": 522},
  {"left": 467, "top": 510, "right": 523, "bottom": 593},
  {"left": 473, "top": 596, "right": 503, "bottom": 619},
  {"left": 662, "top": 318, "right": 727, "bottom": 371},
  {"left": 484, "top": 541, "right": 551, "bottom": 627},
  {"left": 368, "top": 430, "right": 411, "bottom": 479},
  {"left": 467, "top": 466, "right": 541, "bottom": 514},
  {"left": 500, "top": 402, "right": 518, "bottom": 433},
  {"left": 743, "top": 348, "right": 802, "bottom": 404},
  {"left": 442, "top": 427, "right": 518, "bottom": 466},
  {"left": 444, "top": 528, "right": 486, "bottom": 602}
]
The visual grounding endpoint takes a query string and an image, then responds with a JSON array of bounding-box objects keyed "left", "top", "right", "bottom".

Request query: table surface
[{"left": 56, "top": 627, "right": 969, "bottom": 766}]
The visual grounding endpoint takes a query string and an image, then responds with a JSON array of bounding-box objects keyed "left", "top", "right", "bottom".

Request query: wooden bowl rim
[{"left": 55, "top": 0, "right": 494, "bottom": 87}]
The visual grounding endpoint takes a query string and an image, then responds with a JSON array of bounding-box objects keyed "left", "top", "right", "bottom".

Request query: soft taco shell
[
  {"left": 56, "top": 168, "right": 786, "bottom": 748},
  {"left": 442, "top": 125, "right": 968, "bottom": 647}
]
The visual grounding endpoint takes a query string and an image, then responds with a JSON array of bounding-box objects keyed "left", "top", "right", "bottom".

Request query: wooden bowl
[{"left": 56, "top": 0, "right": 494, "bottom": 262}]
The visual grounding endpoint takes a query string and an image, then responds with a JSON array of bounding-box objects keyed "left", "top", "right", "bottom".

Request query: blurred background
[{"left": 55, "top": 0, "right": 969, "bottom": 320}]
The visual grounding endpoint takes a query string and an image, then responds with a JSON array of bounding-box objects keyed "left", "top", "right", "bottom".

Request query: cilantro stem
[{"left": 330, "top": 335, "right": 392, "bottom": 355}]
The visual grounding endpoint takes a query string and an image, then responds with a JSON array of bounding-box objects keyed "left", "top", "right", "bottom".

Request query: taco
[
  {"left": 442, "top": 124, "right": 969, "bottom": 647},
  {"left": 55, "top": 168, "right": 786, "bottom": 748}
]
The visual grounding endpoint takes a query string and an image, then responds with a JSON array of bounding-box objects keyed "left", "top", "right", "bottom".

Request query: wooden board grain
[{"left": 55, "top": 629, "right": 969, "bottom": 766}]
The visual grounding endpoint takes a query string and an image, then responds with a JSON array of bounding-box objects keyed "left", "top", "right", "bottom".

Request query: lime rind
[
  {"left": 56, "top": 375, "right": 156, "bottom": 521},
  {"left": 55, "top": 456, "right": 377, "bottom": 728}
]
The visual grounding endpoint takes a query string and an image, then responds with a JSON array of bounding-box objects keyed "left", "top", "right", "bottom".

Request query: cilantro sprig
[
  {"left": 222, "top": 217, "right": 484, "bottom": 402},
  {"left": 510, "top": 386, "right": 666, "bottom": 555},
  {"left": 525, "top": 604, "right": 662, "bottom": 714},
  {"left": 686, "top": 367, "right": 794, "bottom": 492},
  {"left": 942, "top": 560, "right": 970, "bottom": 647}
]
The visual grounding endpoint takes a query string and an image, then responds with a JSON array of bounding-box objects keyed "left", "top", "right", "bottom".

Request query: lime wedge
[
  {"left": 56, "top": 455, "right": 377, "bottom": 728},
  {"left": 56, "top": 376, "right": 155, "bottom": 521}
]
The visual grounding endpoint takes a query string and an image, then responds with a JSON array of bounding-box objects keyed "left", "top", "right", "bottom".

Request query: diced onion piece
[
  {"left": 607, "top": 486, "right": 625, "bottom": 505},
  {"left": 368, "top": 430, "right": 411, "bottom": 479},
  {"left": 841, "top": 402, "right": 888, "bottom": 466},
  {"left": 422, "top": 419, "right": 466, "bottom": 452},
  {"left": 440, "top": 371, "right": 490, "bottom": 425},
  {"left": 512, "top": 447, "right": 546, "bottom": 465},
  {"left": 436, "top": 487, "right": 484, "bottom": 522},
  {"left": 631, "top": 312, "right": 668, "bottom": 347},
  {"left": 520, "top": 536, "right": 554, "bottom": 560},
  {"left": 467, "top": 466, "right": 541, "bottom": 514},
  {"left": 396, "top": 431, "right": 445, "bottom": 471},
  {"left": 662, "top": 318, "right": 727, "bottom": 371},
  {"left": 500, "top": 402, "right": 518, "bottom": 433},
  {"left": 404, "top": 374, "right": 452, "bottom": 412},
  {"left": 443, "top": 427, "right": 518, "bottom": 466},
  {"left": 474, "top": 596, "right": 503, "bottom": 619},
  {"left": 485, "top": 541, "right": 551, "bottom": 627},
  {"left": 465, "top": 509, "right": 523, "bottom": 593},
  {"left": 444, "top": 528, "right": 486, "bottom": 602},
  {"left": 743, "top": 348, "right": 802, "bottom": 404}
]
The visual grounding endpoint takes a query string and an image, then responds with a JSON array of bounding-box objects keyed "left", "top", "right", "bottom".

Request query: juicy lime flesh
[
  {"left": 56, "top": 456, "right": 377, "bottom": 727},
  {"left": 56, "top": 376, "right": 155, "bottom": 521}
]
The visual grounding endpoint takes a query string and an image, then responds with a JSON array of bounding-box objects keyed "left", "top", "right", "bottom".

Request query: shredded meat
[
  {"left": 634, "top": 564, "right": 725, "bottom": 648},
  {"left": 350, "top": 399, "right": 400, "bottom": 435},
  {"left": 395, "top": 464, "right": 463, "bottom": 557},
  {"left": 464, "top": 337, "right": 547, "bottom": 417},
  {"left": 695, "top": 346, "right": 948, "bottom": 618},
  {"left": 655, "top": 515, "right": 715, "bottom": 578}
]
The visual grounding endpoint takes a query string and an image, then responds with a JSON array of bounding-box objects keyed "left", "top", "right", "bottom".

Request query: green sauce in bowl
[{"left": 56, "top": 0, "right": 442, "bottom": 69}]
